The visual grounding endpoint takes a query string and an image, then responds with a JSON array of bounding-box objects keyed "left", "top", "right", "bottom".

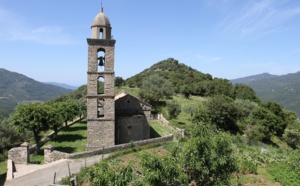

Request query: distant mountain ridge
[
  {"left": 231, "top": 73, "right": 278, "bottom": 84},
  {"left": 231, "top": 71, "right": 300, "bottom": 117},
  {"left": 0, "top": 68, "right": 72, "bottom": 117},
  {"left": 44, "top": 82, "right": 78, "bottom": 90}
]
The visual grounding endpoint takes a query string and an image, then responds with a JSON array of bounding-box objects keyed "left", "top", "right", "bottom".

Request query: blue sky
[{"left": 0, "top": 0, "right": 300, "bottom": 86}]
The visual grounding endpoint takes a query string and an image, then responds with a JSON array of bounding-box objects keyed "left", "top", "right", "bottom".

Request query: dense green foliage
[
  {"left": 10, "top": 99, "right": 83, "bottom": 151},
  {"left": 127, "top": 58, "right": 260, "bottom": 104},
  {"left": 178, "top": 123, "right": 238, "bottom": 185},
  {"left": 115, "top": 76, "right": 125, "bottom": 87},
  {"left": 193, "top": 95, "right": 241, "bottom": 132},
  {"left": 10, "top": 102, "right": 50, "bottom": 151},
  {"left": 77, "top": 161, "right": 133, "bottom": 186},
  {"left": 166, "top": 100, "right": 181, "bottom": 119},
  {"left": 234, "top": 84, "right": 261, "bottom": 103},
  {"left": 126, "top": 58, "right": 212, "bottom": 92},
  {"left": 0, "top": 118, "right": 26, "bottom": 150},
  {"left": 76, "top": 124, "right": 237, "bottom": 186},
  {"left": 0, "top": 68, "right": 72, "bottom": 117},
  {"left": 266, "top": 150, "right": 300, "bottom": 186},
  {"left": 283, "top": 129, "right": 300, "bottom": 149},
  {"left": 140, "top": 152, "right": 188, "bottom": 185},
  {"left": 139, "top": 74, "right": 174, "bottom": 104},
  {"left": 248, "top": 101, "right": 293, "bottom": 142}
]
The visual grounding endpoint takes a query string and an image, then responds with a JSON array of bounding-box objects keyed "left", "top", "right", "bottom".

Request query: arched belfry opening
[
  {"left": 97, "top": 98, "right": 105, "bottom": 118},
  {"left": 99, "top": 28, "right": 104, "bottom": 39},
  {"left": 97, "top": 77, "right": 104, "bottom": 95},
  {"left": 97, "top": 49, "right": 105, "bottom": 72}
]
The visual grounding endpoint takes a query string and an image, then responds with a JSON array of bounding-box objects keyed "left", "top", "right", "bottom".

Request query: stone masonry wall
[
  {"left": 87, "top": 120, "right": 115, "bottom": 150},
  {"left": 45, "top": 135, "right": 173, "bottom": 163},
  {"left": 8, "top": 142, "right": 29, "bottom": 164},
  {"left": 44, "top": 145, "right": 70, "bottom": 164}
]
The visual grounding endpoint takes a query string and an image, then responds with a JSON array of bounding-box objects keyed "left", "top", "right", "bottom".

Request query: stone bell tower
[{"left": 87, "top": 6, "right": 116, "bottom": 150}]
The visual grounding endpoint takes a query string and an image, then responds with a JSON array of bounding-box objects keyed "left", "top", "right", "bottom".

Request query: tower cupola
[{"left": 91, "top": 7, "right": 112, "bottom": 39}]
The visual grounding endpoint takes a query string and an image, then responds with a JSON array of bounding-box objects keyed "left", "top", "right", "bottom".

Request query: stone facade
[{"left": 115, "top": 92, "right": 151, "bottom": 144}]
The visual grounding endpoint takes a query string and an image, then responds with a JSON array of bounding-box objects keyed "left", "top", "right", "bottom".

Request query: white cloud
[
  {"left": 0, "top": 6, "right": 73, "bottom": 45},
  {"left": 32, "top": 27, "right": 63, "bottom": 34},
  {"left": 218, "top": 0, "right": 300, "bottom": 38}
]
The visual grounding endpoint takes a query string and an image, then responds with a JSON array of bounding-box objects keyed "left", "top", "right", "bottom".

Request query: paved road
[{"left": 4, "top": 154, "right": 109, "bottom": 186}]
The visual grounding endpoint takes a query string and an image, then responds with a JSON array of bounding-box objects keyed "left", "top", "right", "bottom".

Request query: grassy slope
[
  {"left": 0, "top": 161, "right": 6, "bottom": 185},
  {"left": 45, "top": 120, "right": 88, "bottom": 153},
  {"left": 167, "top": 95, "right": 207, "bottom": 133}
]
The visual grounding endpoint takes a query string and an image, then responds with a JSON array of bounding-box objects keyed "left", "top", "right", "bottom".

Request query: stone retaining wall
[
  {"left": 44, "top": 145, "right": 70, "bottom": 164},
  {"left": 44, "top": 135, "right": 173, "bottom": 163},
  {"left": 153, "top": 114, "right": 185, "bottom": 137}
]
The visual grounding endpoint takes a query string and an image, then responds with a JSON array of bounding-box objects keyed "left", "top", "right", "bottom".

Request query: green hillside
[
  {"left": 125, "top": 58, "right": 213, "bottom": 92},
  {"left": 232, "top": 72, "right": 300, "bottom": 117},
  {"left": 0, "top": 68, "right": 72, "bottom": 117}
]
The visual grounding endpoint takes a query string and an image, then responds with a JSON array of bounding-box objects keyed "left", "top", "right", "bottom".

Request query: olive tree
[
  {"left": 58, "top": 100, "right": 79, "bottom": 127},
  {"left": 10, "top": 102, "right": 49, "bottom": 151},
  {"left": 45, "top": 103, "right": 63, "bottom": 139}
]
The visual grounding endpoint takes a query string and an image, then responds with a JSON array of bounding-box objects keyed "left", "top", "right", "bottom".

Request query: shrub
[
  {"left": 166, "top": 100, "right": 181, "bottom": 119},
  {"left": 179, "top": 123, "right": 238, "bottom": 185},
  {"left": 283, "top": 129, "right": 300, "bottom": 149}
]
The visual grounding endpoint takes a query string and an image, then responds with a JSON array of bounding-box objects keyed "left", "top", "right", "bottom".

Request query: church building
[{"left": 86, "top": 5, "right": 151, "bottom": 150}]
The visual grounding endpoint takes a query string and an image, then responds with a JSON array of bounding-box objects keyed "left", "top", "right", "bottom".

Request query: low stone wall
[
  {"left": 70, "top": 134, "right": 173, "bottom": 159},
  {"left": 44, "top": 145, "right": 70, "bottom": 164},
  {"left": 153, "top": 114, "right": 185, "bottom": 137},
  {"left": 8, "top": 142, "right": 30, "bottom": 165},
  {"left": 44, "top": 135, "right": 173, "bottom": 163},
  {"left": 6, "top": 159, "right": 15, "bottom": 180}
]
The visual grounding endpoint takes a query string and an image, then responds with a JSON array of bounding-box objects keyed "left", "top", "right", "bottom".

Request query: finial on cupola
[{"left": 101, "top": 0, "right": 104, "bottom": 12}]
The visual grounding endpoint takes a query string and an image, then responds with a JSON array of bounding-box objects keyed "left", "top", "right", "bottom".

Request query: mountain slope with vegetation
[
  {"left": 125, "top": 58, "right": 260, "bottom": 103},
  {"left": 126, "top": 58, "right": 213, "bottom": 93},
  {"left": 232, "top": 71, "right": 300, "bottom": 117},
  {"left": 0, "top": 68, "right": 72, "bottom": 117}
]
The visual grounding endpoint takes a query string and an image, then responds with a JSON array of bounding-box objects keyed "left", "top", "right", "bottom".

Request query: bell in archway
[{"left": 98, "top": 56, "right": 105, "bottom": 66}]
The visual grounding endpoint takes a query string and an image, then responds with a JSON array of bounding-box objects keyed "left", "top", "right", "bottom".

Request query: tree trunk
[
  {"left": 53, "top": 127, "right": 58, "bottom": 139},
  {"left": 33, "top": 130, "right": 40, "bottom": 152}
]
